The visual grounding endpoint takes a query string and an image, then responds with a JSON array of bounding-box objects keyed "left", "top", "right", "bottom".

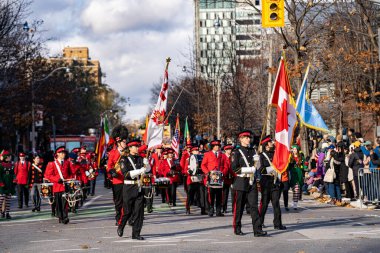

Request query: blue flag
[{"left": 296, "top": 65, "right": 329, "bottom": 132}]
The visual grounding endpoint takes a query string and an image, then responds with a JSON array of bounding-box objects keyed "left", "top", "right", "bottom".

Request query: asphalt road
[{"left": 1, "top": 178, "right": 380, "bottom": 253}]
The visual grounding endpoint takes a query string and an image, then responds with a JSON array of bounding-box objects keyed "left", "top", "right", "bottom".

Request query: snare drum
[
  {"left": 141, "top": 174, "right": 153, "bottom": 189},
  {"left": 190, "top": 174, "right": 203, "bottom": 183},
  {"left": 208, "top": 170, "right": 223, "bottom": 188},
  {"left": 64, "top": 180, "right": 82, "bottom": 194},
  {"left": 40, "top": 183, "right": 53, "bottom": 198},
  {"left": 155, "top": 177, "right": 170, "bottom": 188}
]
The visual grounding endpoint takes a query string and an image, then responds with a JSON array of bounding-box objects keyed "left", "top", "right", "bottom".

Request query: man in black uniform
[
  {"left": 258, "top": 135, "right": 286, "bottom": 230},
  {"left": 117, "top": 140, "right": 148, "bottom": 240},
  {"left": 231, "top": 130, "right": 267, "bottom": 237}
]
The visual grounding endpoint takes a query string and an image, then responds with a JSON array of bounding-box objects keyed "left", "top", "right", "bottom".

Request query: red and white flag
[
  {"left": 147, "top": 59, "right": 171, "bottom": 149},
  {"left": 171, "top": 115, "right": 180, "bottom": 159},
  {"left": 270, "top": 57, "right": 298, "bottom": 174}
]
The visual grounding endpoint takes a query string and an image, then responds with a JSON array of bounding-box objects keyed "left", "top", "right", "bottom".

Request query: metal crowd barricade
[{"left": 358, "top": 168, "right": 380, "bottom": 208}]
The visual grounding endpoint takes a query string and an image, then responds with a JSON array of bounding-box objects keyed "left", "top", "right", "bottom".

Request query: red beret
[
  {"left": 210, "top": 140, "right": 221, "bottom": 146},
  {"left": 223, "top": 145, "right": 233, "bottom": 151},
  {"left": 238, "top": 130, "right": 253, "bottom": 138},
  {"left": 127, "top": 140, "right": 141, "bottom": 147},
  {"left": 261, "top": 135, "right": 272, "bottom": 145},
  {"left": 55, "top": 146, "right": 66, "bottom": 154},
  {"left": 71, "top": 148, "right": 80, "bottom": 154},
  {"left": 19, "top": 152, "right": 26, "bottom": 157},
  {"left": 162, "top": 150, "right": 168, "bottom": 155},
  {"left": 191, "top": 147, "right": 199, "bottom": 152},
  {"left": 1, "top": 150, "right": 10, "bottom": 156}
]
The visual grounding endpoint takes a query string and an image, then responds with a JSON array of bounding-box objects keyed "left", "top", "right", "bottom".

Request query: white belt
[
  {"left": 124, "top": 180, "right": 138, "bottom": 185},
  {"left": 237, "top": 174, "right": 249, "bottom": 178}
]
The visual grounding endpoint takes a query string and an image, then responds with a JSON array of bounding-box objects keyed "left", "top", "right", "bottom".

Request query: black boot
[
  {"left": 132, "top": 235, "right": 144, "bottom": 240},
  {"left": 5, "top": 213, "right": 11, "bottom": 219},
  {"left": 274, "top": 225, "right": 287, "bottom": 230},
  {"left": 254, "top": 230, "right": 267, "bottom": 237},
  {"left": 117, "top": 225, "right": 124, "bottom": 237},
  {"left": 1, "top": 212, "right": 5, "bottom": 218}
]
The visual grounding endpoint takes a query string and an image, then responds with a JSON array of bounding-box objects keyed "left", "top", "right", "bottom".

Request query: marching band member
[
  {"left": 138, "top": 144, "right": 153, "bottom": 213},
  {"left": 14, "top": 152, "right": 31, "bottom": 209},
  {"left": 45, "top": 146, "right": 75, "bottom": 224},
  {"left": 180, "top": 145, "right": 191, "bottom": 193},
  {"left": 77, "top": 146, "right": 90, "bottom": 201},
  {"left": 88, "top": 152, "right": 98, "bottom": 196},
  {"left": 185, "top": 146, "right": 203, "bottom": 214},
  {"left": 29, "top": 154, "right": 44, "bottom": 212},
  {"left": 232, "top": 130, "right": 266, "bottom": 237},
  {"left": 107, "top": 125, "right": 128, "bottom": 226},
  {"left": 159, "top": 148, "right": 180, "bottom": 206},
  {"left": 0, "top": 150, "right": 15, "bottom": 219},
  {"left": 221, "top": 144, "right": 236, "bottom": 213},
  {"left": 117, "top": 140, "right": 149, "bottom": 240},
  {"left": 150, "top": 145, "right": 162, "bottom": 197},
  {"left": 158, "top": 149, "right": 169, "bottom": 203},
  {"left": 258, "top": 136, "right": 286, "bottom": 230},
  {"left": 68, "top": 149, "right": 81, "bottom": 212},
  {"left": 201, "top": 140, "right": 227, "bottom": 217}
]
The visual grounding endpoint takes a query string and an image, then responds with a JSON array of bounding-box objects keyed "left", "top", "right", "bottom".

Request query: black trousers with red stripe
[{"left": 112, "top": 183, "right": 123, "bottom": 223}]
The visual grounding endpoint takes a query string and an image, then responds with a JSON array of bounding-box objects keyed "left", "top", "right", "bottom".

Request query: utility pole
[
  {"left": 266, "top": 39, "right": 273, "bottom": 135},
  {"left": 217, "top": 77, "right": 221, "bottom": 140}
]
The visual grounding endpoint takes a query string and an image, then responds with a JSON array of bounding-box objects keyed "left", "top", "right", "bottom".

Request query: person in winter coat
[{"left": 348, "top": 141, "right": 364, "bottom": 199}]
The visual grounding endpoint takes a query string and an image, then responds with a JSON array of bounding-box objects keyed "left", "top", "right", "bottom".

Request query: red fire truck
[{"left": 50, "top": 135, "right": 97, "bottom": 152}]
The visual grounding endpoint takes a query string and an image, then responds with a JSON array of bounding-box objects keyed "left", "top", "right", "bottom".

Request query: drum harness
[{"left": 54, "top": 161, "right": 82, "bottom": 207}]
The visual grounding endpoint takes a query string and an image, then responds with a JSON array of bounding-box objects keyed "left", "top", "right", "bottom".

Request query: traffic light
[{"left": 261, "top": 0, "right": 285, "bottom": 28}]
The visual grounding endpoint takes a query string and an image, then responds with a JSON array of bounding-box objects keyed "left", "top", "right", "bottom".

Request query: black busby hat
[{"left": 112, "top": 125, "right": 129, "bottom": 142}]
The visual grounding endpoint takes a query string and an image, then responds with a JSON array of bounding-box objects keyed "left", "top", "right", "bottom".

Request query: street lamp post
[
  {"left": 213, "top": 17, "right": 222, "bottom": 140},
  {"left": 30, "top": 67, "right": 70, "bottom": 153}
]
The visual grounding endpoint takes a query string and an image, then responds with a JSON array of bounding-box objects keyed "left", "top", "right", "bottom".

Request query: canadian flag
[
  {"left": 270, "top": 58, "right": 298, "bottom": 174},
  {"left": 147, "top": 58, "right": 171, "bottom": 149}
]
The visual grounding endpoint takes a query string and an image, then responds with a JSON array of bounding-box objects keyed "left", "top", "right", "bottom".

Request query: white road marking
[
  {"left": 344, "top": 219, "right": 366, "bottom": 226},
  {"left": 287, "top": 239, "right": 312, "bottom": 241},
  {"left": 30, "top": 239, "right": 69, "bottom": 243},
  {"left": 83, "top": 195, "right": 103, "bottom": 208},
  {"left": 211, "top": 241, "right": 251, "bottom": 244},
  {"left": 53, "top": 248, "right": 99, "bottom": 252},
  {"left": 183, "top": 239, "right": 216, "bottom": 242},
  {"left": 132, "top": 244, "right": 177, "bottom": 248}
]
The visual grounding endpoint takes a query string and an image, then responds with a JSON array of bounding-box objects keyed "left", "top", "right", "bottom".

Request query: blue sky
[{"left": 30, "top": 0, "right": 194, "bottom": 122}]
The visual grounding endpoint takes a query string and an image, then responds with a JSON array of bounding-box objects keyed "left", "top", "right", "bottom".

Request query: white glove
[
  {"left": 143, "top": 158, "right": 149, "bottom": 166},
  {"left": 241, "top": 166, "right": 256, "bottom": 174},
  {"left": 85, "top": 171, "right": 90, "bottom": 176},
  {"left": 129, "top": 168, "right": 145, "bottom": 179},
  {"left": 266, "top": 166, "right": 275, "bottom": 174},
  {"left": 89, "top": 168, "right": 94, "bottom": 173},
  {"left": 253, "top": 154, "right": 260, "bottom": 162},
  {"left": 143, "top": 164, "right": 151, "bottom": 173}
]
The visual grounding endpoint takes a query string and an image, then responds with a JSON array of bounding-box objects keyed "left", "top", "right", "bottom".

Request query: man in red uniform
[
  {"left": 14, "top": 152, "right": 31, "bottom": 209},
  {"left": 107, "top": 125, "right": 128, "bottom": 226},
  {"left": 180, "top": 145, "right": 191, "bottom": 193},
  {"left": 201, "top": 140, "right": 228, "bottom": 217},
  {"left": 77, "top": 146, "right": 90, "bottom": 201},
  {"left": 150, "top": 145, "right": 162, "bottom": 197},
  {"left": 159, "top": 148, "right": 180, "bottom": 206},
  {"left": 221, "top": 144, "right": 236, "bottom": 213},
  {"left": 45, "top": 146, "right": 75, "bottom": 224}
]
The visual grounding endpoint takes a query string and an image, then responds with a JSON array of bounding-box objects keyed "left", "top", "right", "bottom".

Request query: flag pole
[{"left": 258, "top": 105, "right": 272, "bottom": 151}]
